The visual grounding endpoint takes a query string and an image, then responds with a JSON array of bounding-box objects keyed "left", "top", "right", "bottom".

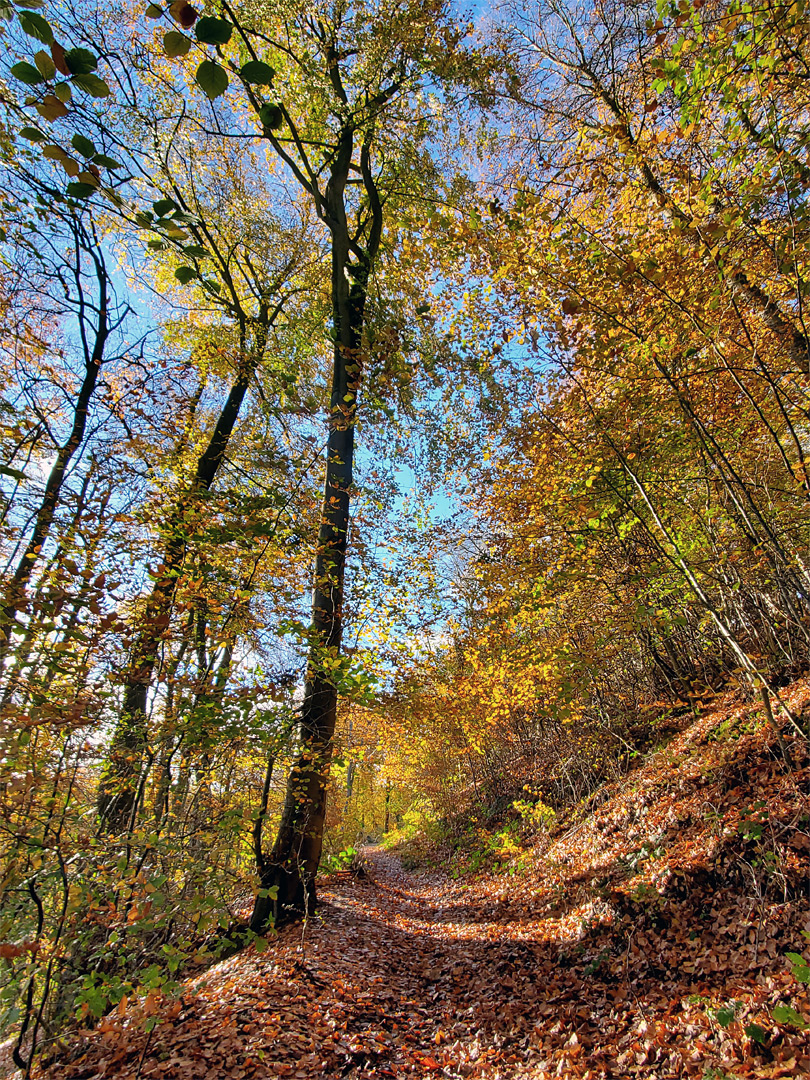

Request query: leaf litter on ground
[{"left": 40, "top": 682, "right": 810, "bottom": 1079}]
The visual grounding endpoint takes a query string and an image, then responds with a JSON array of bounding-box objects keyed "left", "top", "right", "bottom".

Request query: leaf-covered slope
[{"left": 36, "top": 686, "right": 810, "bottom": 1080}]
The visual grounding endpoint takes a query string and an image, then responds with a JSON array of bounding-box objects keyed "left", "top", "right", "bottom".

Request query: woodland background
[{"left": 1, "top": 0, "right": 810, "bottom": 1072}]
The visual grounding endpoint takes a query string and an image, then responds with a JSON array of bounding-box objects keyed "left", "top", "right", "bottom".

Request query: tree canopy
[{"left": 1, "top": 0, "right": 809, "bottom": 1072}]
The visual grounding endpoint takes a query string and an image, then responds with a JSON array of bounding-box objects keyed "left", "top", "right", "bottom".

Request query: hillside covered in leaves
[{"left": 23, "top": 683, "right": 810, "bottom": 1079}]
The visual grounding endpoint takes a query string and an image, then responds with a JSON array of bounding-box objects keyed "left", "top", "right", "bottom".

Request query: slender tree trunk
[
  {"left": 98, "top": 326, "right": 267, "bottom": 830},
  {"left": 586, "top": 76, "right": 810, "bottom": 372},
  {"left": 0, "top": 255, "right": 109, "bottom": 667}
]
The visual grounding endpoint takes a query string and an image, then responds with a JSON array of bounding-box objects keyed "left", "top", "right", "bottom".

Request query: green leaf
[
  {"left": 16, "top": 0, "right": 46, "bottom": 7},
  {"left": 11, "top": 61, "right": 45, "bottom": 85},
  {"left": 714, "top": 1007, "right": 735, "bottom": 1029},
  {"left": 77, "top": 170, "right": 100, "bottom": 189},
  {"left": 195, "top": 59, "right": 227, "bottom": 100},
  {"left": 240, "top": 59, "right": 275, "bottom": 85},
  {"left": 66, "top": 181, "right": 96, "bottom": 199},
  {"left": 174, "top": 266, "right": 196, "bottom": 284},
  {"left": 64, "top": 48, "right": 97, "bottom": 75},
  {"left": 744, "top": 1022, "right": 768, "bottom": 1044},
  {"left": 36, "top": 93, "right": 69, "bottom": 119},
  {"left": 259, "top": 103, "right": 283, "bottom": 130},
  {"left": 152, "top": 198, "right": 177, "bottom": 217},
  {"left": 145, "top": 3, "right": 163, "bottom": 15},
  {"left": 786, "top": 952, "right": 810, "bottom": 981},
  {"left": 163, "top": 30, "right": 189, "bottom": 57},
  {"left": 33, "top": 49, "right": 55, "bottom": 78},
  {"left": 147, "top": 239, "right": 166, "bottom": 250},
  {"left": 53, "top": 82, "right": 72, "bottom": 103},
  {"left": 72, "top": 73, "right": 110, "bottom": 98},
  {"left": 19, "top": 10, "right": 52, "bottom": 44},
  {"left": 772, "top": 1005, "right": 808, "bottom": 1029},
  {"left": 92, "top": 153, "right": 122, "bottom": 170},
  {"left": 71, "top": 133, "right": 96, "bottom": 157},
  {"left": 19, "top": 126, "right": 46, "bottom": 142},
  {"left": 195, "top": 16, "right": 232, "bottom": 45},
  {"left": 183, "top": 245, "right": 208, "bottom": 258},
  {"left": 1, "top": 1005, "right": 21, "bottom": 1029}
]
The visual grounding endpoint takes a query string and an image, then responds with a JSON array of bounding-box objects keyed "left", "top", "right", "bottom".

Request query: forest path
[
  {"left": 57, "top": 846, "right": 562, "bottom": 1079},
  {"left": 49, "top": 708, "right": 810, "bottom": 1080}
]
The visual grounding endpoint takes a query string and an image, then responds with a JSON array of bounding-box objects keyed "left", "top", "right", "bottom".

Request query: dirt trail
[
  {"left": 46, "top": 698, "right": 810, "bottom": 1078},
  {"left": 56, "top": 848, "right": 558, "bottom": 1079}
]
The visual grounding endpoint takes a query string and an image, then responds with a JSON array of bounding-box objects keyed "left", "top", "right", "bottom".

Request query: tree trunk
[
  {"left": 251, "top": 156, "right": 368, "bottom": 927},
  {"left": 0, "top": 250, "right": 109, "bottom": 668},
  {"left": 98, "top": 327, "right": 267, "bottom": 831}
]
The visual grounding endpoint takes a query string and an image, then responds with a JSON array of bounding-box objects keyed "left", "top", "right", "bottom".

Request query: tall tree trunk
[
  {"left": 0, "top": 244, "right": 109, "bottom": 668},
  {"left": 98, "top": 324, "right": 268, "bottom": 830},
  {"left": 251, "top": 137, "right": 374, "bottom": 926}
]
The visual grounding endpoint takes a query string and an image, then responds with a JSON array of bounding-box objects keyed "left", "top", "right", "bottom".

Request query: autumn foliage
[{"left": 1, "top": 0, "right": 810, "bottom": 1075}]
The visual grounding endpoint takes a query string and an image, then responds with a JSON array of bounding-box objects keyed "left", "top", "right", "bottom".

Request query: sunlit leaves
[
  {"left": 163, "top": 30, "right": 189, "bottom": 56},
  {"left": 240, "top": 59, "right": 275, "bottom": 85},
  {"left": 772, "top": 1004, "right": 808, "bottom": 1029},
  {"left": 194, "top": 15, "right": 231, "bottom": 45},
  {"left": 195, "top": 59, "right": 227, "bottom": 99}
]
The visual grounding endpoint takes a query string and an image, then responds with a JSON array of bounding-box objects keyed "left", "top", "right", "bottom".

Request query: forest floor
[{"left": 43, "top": 685, "right": 810, "bottom": 1079}]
